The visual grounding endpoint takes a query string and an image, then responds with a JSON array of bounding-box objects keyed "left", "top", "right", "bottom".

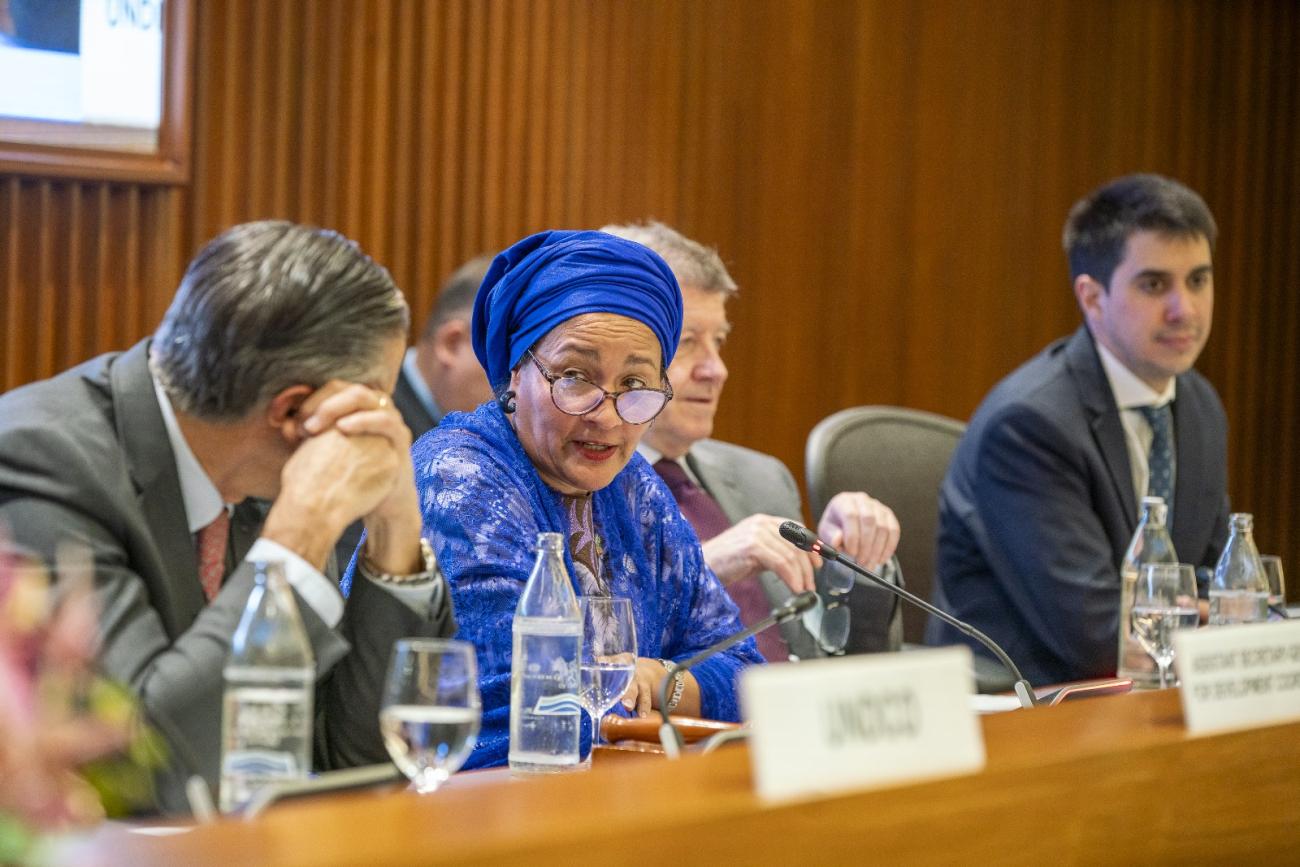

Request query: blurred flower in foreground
[{"left": 0, "top": 536, "right": 165, "bottom": 863}]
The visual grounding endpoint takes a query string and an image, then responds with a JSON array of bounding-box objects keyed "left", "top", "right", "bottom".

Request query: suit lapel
[
  {"left": 1066, "top": 328, "right": 1138, "bottom": 536},
  {"left": 1170, "top": 384, "right": 1206, "bottom": 551},
  {"left": 111, "top": 341, "right": 206, "bottom": 632},
  {"left": 686, "top": 442, "right": 749, "bottom": 526},
  {"left": 230, "top": 499, "right": 270, "bottom": 566},
  {"left": 392, "top": 367, "right": 439, "bottom": 437}
]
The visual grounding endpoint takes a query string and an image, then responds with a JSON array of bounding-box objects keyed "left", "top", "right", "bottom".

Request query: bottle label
[
  {"left": 227, "top": 688, "right": 311, "bottom": 746},
  {"left": 533, "top": 692, "right": 583, "bottom": 715},
  {"left": 223, "top": 749, "right": 300, "bottom": 778},
  {"left": 220, "top": 682, "right": 312, "bottom": 812}
]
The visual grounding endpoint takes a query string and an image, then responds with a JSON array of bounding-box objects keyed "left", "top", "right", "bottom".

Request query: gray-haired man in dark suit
[{"left": 0, "top": 221, "right": 456, "bottom": 813}]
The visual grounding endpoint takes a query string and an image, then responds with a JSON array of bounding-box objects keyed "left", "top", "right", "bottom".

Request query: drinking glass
[
  {"left": 1130, "top": 563, "right": 1199, "bottom": 689},
  {"left": 379, "top": 638, "right": 481, "bottom": 793},
  {"left": 578, "top": 597, "right": 637, "bottom": 761},
  {"left": 1262, "top": 555, "right": 1287, "bottom": 612}
]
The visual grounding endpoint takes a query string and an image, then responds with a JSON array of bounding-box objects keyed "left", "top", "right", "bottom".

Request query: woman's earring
[{"left": 496, "top": 389, "right": 517, "bottom": 414}]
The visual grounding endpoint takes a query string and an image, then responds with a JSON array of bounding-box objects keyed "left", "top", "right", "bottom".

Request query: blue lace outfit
[{"left": 407, "top": 402, "right": 761, "bottom": 769}]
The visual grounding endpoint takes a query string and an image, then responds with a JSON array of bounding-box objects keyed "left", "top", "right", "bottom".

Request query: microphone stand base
[{"left": 658, "top": 722, "right": 683, "bottom": 759}]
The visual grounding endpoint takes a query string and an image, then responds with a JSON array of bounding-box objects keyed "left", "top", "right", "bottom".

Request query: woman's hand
[{"left": 619, "top": 657, "right": 700, "bottom": 718}]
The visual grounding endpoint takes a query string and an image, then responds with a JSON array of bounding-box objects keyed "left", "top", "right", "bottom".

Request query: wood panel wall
[{"left": 2, "top": 0, "right": 1297, "bottom": 582}]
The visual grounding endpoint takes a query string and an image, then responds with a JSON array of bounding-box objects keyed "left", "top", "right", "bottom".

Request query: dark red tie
[
  {"left": 196, "top": 510, "right": 230, "bottom": 602},
  {"left": 653, "top": 459, "right": 788, "bottom": 661}
]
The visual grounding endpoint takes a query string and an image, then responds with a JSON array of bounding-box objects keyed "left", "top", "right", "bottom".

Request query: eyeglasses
[
  {"left": 817, "top": 568, "right": 853, "bottom": 655},
  {"left": 526, "top": 350, "right": 673, "bottom": 425}
]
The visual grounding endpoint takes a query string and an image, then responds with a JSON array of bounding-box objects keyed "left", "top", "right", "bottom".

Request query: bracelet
[
  {"left": 360, "top": 537, "right": 438, "bottom": 585},
  {"left": 660, "top": 658, "right": 685, "bottom": 713}
]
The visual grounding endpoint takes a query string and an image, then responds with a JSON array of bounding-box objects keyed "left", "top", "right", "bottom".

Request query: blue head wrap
[{"left": 471, "top": 230, "right": 684, "bottom": 390}]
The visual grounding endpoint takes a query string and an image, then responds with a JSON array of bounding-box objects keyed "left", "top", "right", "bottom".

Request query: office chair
[{"left": 806, "top": 405, "right": 966, "bottom": 648}]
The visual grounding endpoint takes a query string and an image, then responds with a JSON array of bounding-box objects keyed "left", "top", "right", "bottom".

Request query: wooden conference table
[{"left": 85, "top": 688, "right": 1300, "bottom": 866}]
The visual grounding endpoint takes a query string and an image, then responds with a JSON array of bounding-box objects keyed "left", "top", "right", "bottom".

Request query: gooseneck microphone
[
  {"left": 657, "top": 590, "right": 819, "bottom": 758},
  {"left": 778, "top": 521, "right": 1038, "bottom": 710}
]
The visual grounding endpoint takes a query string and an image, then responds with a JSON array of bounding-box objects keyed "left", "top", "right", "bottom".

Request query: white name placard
[
  {"left": 740, "top": 646, "right": 986, "bottom": 802},
  {"left": 1175, "top": 619, "right": 1300, "bottom": 735}
]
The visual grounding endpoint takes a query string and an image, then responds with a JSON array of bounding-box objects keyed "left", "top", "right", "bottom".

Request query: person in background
[
  {"left": 928, "top": 174, "right": 1229, "bottom": 685},
  {"left": 0, "top": 221, "right": 455, "bottom": 813},
  {"left": 393, "top": 255, "right": 496, "bottom": 439},
  {"left": 391, "top": 229, "right": 763, "bottom": 769},
  {"left": 602, "top": 222, "right": 903, "bottom": 662}
]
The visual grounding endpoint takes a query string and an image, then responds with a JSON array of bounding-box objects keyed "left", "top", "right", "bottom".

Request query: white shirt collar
[
  {"left": 636, "top": 441, "right": 667, "bottom": 466},
  {"left": 636, "top": 441, "right": 704, "bottom": 486},
  {"left": 151, "top": 375, "right": 225, "bottom": 534},
  {"left": 1094, "top": 340, "right": 1177, "bottom": 410}
]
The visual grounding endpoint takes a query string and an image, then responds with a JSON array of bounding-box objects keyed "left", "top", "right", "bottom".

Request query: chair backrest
[{"left": 806, "top": 406, "right": 966, "bottom": 645}]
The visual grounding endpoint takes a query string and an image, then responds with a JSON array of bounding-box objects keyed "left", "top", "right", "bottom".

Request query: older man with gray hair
[
  {"left": 603, "top": 221, "right": 903, "bottom": 661},
  {"left": 0, "top": 221, "right": 454, "bottom": 812}
]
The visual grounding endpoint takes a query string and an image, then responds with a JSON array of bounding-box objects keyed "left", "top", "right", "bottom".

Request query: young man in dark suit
[{"left": 929, "top": 174, "right": 1229, "bottom": 685}]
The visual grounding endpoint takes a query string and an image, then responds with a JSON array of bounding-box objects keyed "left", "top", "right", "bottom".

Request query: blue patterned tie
[{"left": 1139, "top": 404, "right": 1174, "bottom": 524}]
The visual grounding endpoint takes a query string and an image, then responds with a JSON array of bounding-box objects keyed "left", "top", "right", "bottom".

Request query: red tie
[
  {"left": 196, "top": 510, "right": 230, "bottom": 601},
  {"left": 653, "top": 459, "right": 789, "bottom": 662}
]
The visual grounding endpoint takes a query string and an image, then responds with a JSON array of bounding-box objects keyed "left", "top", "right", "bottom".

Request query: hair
[
  {"left": 420, "top": 253, "right": 493, "bottom": 341},
  {"left": 1062, "top": 174, "right": 1218, "bottom": 287},
  {"left": 599, "top": 221, "right": 738, "bottom": 297},
  {"left": 151, "top": 221, "right": 409, "bottom": 420}
]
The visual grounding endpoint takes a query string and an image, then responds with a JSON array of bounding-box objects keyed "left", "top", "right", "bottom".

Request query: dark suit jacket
[
  {"left": 392, "top": 365, "right": 439, "bottom": 441},
  {"left": 0, "top": 341, "right": 455, "bottom": 812},
  {"left": 687, "top": 439, "right": 903, "bottom": 659},
  {"left": 927, "top": 327, "right": 1229, "bottom": 684}
]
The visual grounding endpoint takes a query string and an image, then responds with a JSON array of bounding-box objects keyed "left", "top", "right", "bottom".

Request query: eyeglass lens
[
  {"left": 552, "top": 378, "right": 667, "bottom": 424},
  {"left": 817, "top": 563, "right": 853, "bottom": 653},
  {"left": 820, "top": 600, "right": 851, "bottom": 654}
]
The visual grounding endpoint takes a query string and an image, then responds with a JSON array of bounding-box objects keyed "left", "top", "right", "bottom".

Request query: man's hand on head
[
  {"left": 817, "top": 492, "right": 900, "bottom": 571},
  {"left": 297, "top": 380, "right": 410, "bottom": 454},
  {"left": 265, "top": 380, "right": 423, "bottom": 574},
  {"left": 701, "top": 513, "right": 821, "bottom": 594},
  {"left": 263, "top": 426, "right": 399, "bottom": 570},
  {"left": 301, "top": 380, "right": 424, "bottom": 575}
]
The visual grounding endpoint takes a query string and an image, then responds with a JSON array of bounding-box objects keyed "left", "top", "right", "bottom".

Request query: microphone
[
  {"left": 657, "top": 590, "right": 818, "bottom": 757},
  {"left": 778, "top": 521, "right": 1038, "bottom": 709}
]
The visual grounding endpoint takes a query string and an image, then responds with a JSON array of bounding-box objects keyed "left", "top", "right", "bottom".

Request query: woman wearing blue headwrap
[{"left": 410, "top": 230, "right": 763, "bottom": 769}]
